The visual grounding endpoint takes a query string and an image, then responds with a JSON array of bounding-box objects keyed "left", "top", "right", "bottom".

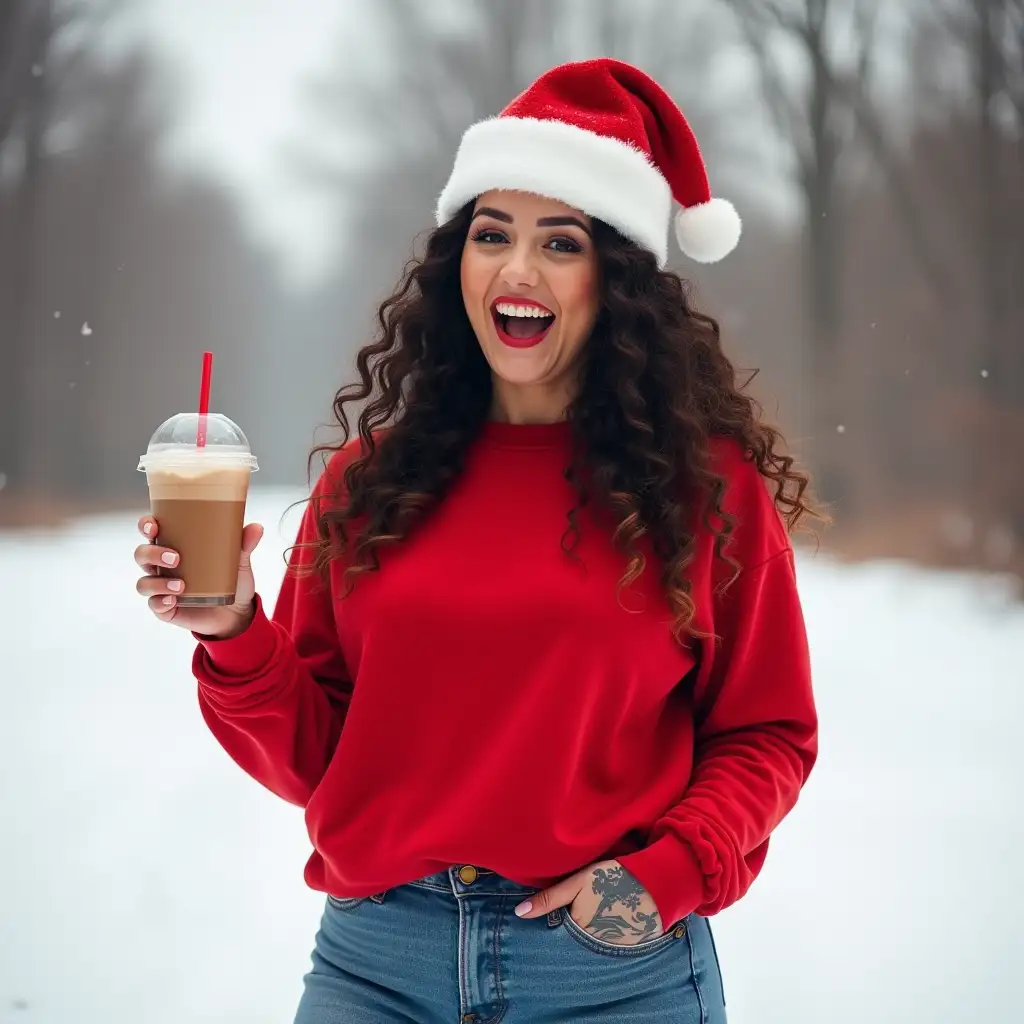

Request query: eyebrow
[{"left": 472, "top": 206, "right": 592, "bottom": 238}]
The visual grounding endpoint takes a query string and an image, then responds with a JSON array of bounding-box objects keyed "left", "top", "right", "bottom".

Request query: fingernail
[
  {"left": 143, "top": 523, "right": 153, "bottom": 536},
  {"left": 167, "top": 580, "right": 182, "bottom": 592},
  {"left": 514, "top": 901, "right": 532, "bottom": 917},
  {"left": 161, "top": 552, "right": 178, "bottom": 566},
  {"left": 162, "top": 596, "right": 175, "bottom": 606}
]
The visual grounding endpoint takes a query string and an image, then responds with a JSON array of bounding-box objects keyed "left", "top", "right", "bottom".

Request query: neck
[{"left": 489, "top": 376, "right": 577, "bottom": 423}]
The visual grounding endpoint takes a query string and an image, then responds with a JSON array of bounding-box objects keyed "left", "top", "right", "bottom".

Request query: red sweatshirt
[{"left": 193, "top": 420, "right": 817, "bottom": 928}]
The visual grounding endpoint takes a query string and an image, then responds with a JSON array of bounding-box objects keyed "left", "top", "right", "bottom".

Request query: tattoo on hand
[{"left": 583, "top": 865, "right": 661, "bottom": 942}]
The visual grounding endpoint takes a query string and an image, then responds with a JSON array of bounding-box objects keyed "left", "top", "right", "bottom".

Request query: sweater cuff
[
  {"left": 616, "top": 835, "right": 706, "bottom": 929},
  {"left": 193, "top": 594, "right": 278, "bottom": 677}
]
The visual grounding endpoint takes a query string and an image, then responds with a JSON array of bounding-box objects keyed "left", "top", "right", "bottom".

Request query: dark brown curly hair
[{"left": 302, "top": 200, "right": 828, "bottom": 642}]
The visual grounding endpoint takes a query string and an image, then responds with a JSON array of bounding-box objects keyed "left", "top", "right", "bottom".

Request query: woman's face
[{"left": 460, "top": 189, "right": 600, "bottom": 420}]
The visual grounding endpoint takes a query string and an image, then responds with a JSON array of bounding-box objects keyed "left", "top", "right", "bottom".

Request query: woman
[{"left": 134, "top": 59, "right": 822, "bottom": 1022}]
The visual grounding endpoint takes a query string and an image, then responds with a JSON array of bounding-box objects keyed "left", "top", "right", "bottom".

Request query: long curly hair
[{"left": 303, "top": 200, "right": 828, "bottom": 642}]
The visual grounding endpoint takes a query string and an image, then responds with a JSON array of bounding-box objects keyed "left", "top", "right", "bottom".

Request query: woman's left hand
[{"left": 514, "top": 859, "right": 664, "bottom": 944}]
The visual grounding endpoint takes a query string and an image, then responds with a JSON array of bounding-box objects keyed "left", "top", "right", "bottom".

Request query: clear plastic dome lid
[{"left": 137, "top": 412, "right": 258, "bottom": 471}]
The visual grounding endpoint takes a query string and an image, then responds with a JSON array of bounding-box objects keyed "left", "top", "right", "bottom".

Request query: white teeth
[{"left": 495, "top": 302, "right": 552, "bottom": 318}]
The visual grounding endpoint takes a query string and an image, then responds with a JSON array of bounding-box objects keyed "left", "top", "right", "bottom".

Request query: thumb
[
  {"left": 514, "top": 872, "right": 585, "bottom": 919},
  {"left": 239, "top": 523, "right": 264, "bottom": 569}
]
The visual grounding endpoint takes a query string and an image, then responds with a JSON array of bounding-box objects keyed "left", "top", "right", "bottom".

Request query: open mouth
[{"left": 491, "top": 300, "right": 556, "bottom": 348}]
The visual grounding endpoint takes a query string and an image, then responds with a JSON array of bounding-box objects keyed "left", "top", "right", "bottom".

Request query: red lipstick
[{"left": 490, "top": 297, "right": 556, "bottom": 349}]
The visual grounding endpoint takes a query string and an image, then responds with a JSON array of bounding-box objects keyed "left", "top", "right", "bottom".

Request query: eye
[
  {"left": 472, "top": 228, "right": 508, "bottom": 245},
  {"left": 546, "top": 236, "right": 584, "bottom": 254}
]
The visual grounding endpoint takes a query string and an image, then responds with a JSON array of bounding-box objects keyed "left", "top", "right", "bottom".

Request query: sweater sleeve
[
  {"left": 617, "top": 455, "right": 818, "bottom": 927},
  {"left": 192, "top": 477, "right": 352, "bottom": 808}
]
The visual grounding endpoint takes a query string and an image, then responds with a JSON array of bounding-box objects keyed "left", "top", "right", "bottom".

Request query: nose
[{"left": 499, "top": 240, "right": 540, "bottom": 289}]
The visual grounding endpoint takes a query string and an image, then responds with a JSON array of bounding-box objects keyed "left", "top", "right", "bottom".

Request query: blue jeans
[{"left": 294, "top": 864, "right": 727, "bottom": 1023}]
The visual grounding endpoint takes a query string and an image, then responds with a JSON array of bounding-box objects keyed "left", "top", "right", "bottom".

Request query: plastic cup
[{"left": 137, "top": 413, "right": 258, "bottom": 606}]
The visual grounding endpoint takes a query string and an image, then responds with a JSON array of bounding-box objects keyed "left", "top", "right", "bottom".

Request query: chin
[{"left": 490, "top": 362, "right": 548, "bottom": 387}]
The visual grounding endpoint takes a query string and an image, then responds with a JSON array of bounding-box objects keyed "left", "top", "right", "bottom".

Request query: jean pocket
[
  {"left": 326, "top": 894, "right": 367, "bottom": 912},
  {"left": 560, "top": 906, "right": 681, "bottom": 958}
]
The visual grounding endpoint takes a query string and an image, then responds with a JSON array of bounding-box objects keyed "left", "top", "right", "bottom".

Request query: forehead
[{"left": 473, "top": 189, "right": 590, "bottom": 224}]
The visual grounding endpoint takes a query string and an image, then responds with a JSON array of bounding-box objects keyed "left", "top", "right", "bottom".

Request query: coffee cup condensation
[{"left": 138, "top": 413, "right": 258, "bottom": 606}]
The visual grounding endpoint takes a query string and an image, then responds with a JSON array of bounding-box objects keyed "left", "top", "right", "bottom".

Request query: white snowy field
[{"left": 1, "top": 487, "right": 1022, "bottom": 1024}]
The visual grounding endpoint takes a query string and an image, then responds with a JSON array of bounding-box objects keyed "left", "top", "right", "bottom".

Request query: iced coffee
[{"left": 138, "top": 412, "right": 258, "bottom": 606}]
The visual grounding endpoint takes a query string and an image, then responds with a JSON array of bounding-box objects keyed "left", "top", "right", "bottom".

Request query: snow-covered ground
[{"left": 2, "top": 488, "right": 1022, "bottom": 1023}]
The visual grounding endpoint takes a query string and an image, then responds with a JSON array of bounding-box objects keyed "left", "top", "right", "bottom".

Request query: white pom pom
[{"left": 674, "top": 198, "right": 742, "bottom": 263}]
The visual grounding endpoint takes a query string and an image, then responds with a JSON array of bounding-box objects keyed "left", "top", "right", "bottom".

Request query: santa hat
[{"left": 436, "top": 58, "right": 741, "bottom": 267}]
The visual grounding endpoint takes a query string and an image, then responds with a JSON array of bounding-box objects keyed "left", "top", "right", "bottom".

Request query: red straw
[{"left": 197, "top": 350, "right": 213, "bottom": 447}]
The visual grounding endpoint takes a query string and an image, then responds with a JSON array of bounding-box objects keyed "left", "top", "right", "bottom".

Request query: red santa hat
[{"left": 436, "top": 58, "right": 741, "bottom": 267}]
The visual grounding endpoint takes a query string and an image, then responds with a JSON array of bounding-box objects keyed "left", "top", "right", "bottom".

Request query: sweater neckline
[{"left": 477, "top": 417, "right": 572, "bottom": 450}]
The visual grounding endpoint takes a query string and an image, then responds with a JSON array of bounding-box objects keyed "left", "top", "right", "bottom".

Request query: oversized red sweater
[{"left": 193, "top": 420, "right": 817, "bottom": 928}]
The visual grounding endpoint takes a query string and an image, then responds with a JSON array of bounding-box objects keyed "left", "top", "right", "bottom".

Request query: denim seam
[
  {"left": 478, "top": 894, "right": 509, "bottom": 1024},
  {"left": 684, "top": 921, "right": 708, "bottom": 1024},
  {"left": 458, "top": 892, "right": 470, "bottom": 1020},
  {"left": 706, "top": 919, "right": 726, "bottom": 1007},
  {"left": 326, "top": 894, "right": 364, "bottom": 911}
]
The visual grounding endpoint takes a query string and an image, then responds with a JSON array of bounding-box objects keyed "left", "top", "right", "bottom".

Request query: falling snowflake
[
  {"left": 870, "top": 322, "right": 877, "bottom": 329},
  {"left": 0, "top": 473, "right": 7, "bottom": 492},
  {"left": 836, "top": 424, "right": 846, "bottom": 434},
  {"left": 69, "top": 381, "right": 77, "bottom": 389},
  {"left": 31, "top": 64, "right": 42, "bottom": 77},
  {"left": 81, "top": 322, "right": 92, "bottom": 336},
  {"left": 980, "top": 369, "right": 989, "bottom": 378},
  {"left": 53, "top": 310, "right": 61, "bottom": 318}
]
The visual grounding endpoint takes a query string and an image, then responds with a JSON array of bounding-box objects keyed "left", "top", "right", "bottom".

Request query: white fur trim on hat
[
  {"left": 436, "top": 116, "right": 673, "bottom": 267},
  {"left": 673, "top": 198, "right": 742, "bottom": 264}
]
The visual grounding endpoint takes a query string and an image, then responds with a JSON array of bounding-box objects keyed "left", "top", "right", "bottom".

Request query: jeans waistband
[{"left": 405, "top": 865, "right": 541, "bottom": 899}]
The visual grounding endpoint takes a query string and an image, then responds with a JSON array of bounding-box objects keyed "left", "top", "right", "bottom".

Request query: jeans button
[{"left": 458, "top": 865, "right": 479, "bottom": 884}]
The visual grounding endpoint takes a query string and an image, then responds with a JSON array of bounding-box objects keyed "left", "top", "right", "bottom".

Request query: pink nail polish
[{"left": 514, "top": 900, "right": 532, "bottom": 917}]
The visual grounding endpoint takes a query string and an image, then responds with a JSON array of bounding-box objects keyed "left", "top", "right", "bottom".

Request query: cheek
[
  {"left": 558, "top": 266, "right": 600, "bottom": 336},
  {"left": 460, "top": 248, "right": 488, "bottom": 315}
]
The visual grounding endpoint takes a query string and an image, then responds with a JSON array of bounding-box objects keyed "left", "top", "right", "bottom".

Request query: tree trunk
[
  {"left": 0, "top": 0, "right": 51, "bottom": 503},
  {"left": 802, "top": 5, "right": 847, "bottom": 510}
]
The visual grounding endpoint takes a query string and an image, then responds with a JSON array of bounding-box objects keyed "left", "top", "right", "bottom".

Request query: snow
[{"left": 2, "top": 490, "right": 1022, "bottom": 1023}]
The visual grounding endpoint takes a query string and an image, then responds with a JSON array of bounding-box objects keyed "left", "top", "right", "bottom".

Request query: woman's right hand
[{"left": 134, "top": 515, "right": 265, "bottom": 639}]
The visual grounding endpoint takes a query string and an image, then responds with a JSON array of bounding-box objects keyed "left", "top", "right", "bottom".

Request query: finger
[
  {"left": 148, "top": 594, "right": 180, "bottom": 620},
  {"left": 138, "top": 516, "right": 158, "bottom": 539},
  {"left": 136, "top": 574, "right": 184, "bottom": 598},
  {"left": 516, "top": 869, "right": 587, "bottom": 918},
  {"left": 238, "top": 523, "right": 264, "bottom": 569},
  {"left": 134, "top": 544, "right": 180, "bottom": 570}
]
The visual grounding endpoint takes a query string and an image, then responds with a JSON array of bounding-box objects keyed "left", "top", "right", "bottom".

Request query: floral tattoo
[{"left": 581, "top": 864, "right": 661, "bottom": 942}]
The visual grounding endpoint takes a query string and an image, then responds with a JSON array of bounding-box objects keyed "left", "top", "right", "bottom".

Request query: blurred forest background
[{"left": 1, "top": 0, "right": 1022, "bottom": 581}]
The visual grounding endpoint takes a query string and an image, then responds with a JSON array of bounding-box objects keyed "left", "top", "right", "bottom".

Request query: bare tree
[
  {"left": 0, "top": 0, "right": 55, "bottom": 498},
  {"left": 716, "top": 0, "right": 896, "bottom": 508},
  {"left": 938, "top": 0, "right": 1024, "bottom": 533}
]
